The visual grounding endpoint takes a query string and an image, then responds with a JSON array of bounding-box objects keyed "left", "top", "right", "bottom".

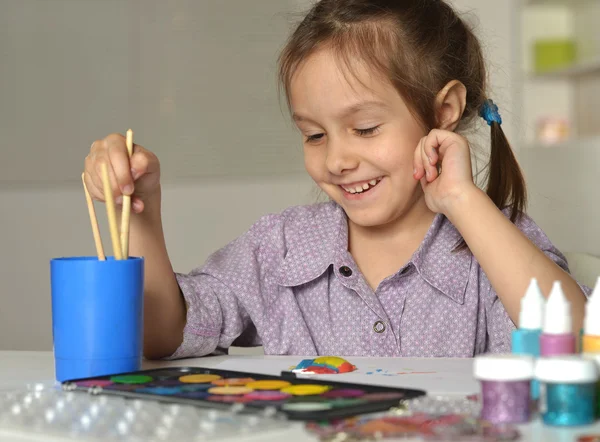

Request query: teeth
[{"left": 342, "top": 177, "right": 382, "bottom": 194}]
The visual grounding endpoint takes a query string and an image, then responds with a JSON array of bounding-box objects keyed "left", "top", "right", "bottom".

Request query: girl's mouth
[{"left": 340, "top": 177, "right": 383, "bottom": 195}]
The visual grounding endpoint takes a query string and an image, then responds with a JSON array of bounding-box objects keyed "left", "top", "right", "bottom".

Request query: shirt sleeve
[
  {"left": 484, "top": 211, "right": 592, "bottom": 353},
  {"left": 164, "top": 214, "right": 278, "bottom": 360}
]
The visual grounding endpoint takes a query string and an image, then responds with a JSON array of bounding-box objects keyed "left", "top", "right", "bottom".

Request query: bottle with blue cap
[{"left": 512, "top": 278, "right": 545, "bottom": 400}]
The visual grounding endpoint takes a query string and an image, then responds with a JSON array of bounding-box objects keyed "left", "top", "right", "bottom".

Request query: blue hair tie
[{"left": 479, "top": 99, "right": 502, "bottom": 126}]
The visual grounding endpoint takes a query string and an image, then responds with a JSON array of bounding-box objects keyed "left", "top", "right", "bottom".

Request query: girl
[{"left": 83, "top": 0, "right": 588, "bottom": 360}]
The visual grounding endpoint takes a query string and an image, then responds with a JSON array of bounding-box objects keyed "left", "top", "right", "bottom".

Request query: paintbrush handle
[
  {"left": 101, "top": 162, "right": 123, "bottom": 260},
  {"left": 120, "top": 129, "right": 134, "bottom": 258},
  {"left": 81, "top": 173, "right": 106, "bottom": 261}
]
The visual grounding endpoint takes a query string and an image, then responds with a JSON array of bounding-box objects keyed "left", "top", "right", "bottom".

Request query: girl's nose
[{"left": 325, "top": 137, "right": 359, "bottom": 175}]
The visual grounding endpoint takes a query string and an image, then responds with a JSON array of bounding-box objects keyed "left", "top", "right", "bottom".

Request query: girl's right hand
[{"left": 83, "top": 133, "right": 161, "bottom": 214}]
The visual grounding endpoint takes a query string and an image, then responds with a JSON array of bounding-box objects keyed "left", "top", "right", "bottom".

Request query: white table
[{"left": 1, "top": 351, "right": 599, "bottom": 441}]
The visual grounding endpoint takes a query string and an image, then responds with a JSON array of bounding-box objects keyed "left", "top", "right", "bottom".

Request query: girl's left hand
[{"left": 413, "top": 129, "right": 478, "bottom": 215}]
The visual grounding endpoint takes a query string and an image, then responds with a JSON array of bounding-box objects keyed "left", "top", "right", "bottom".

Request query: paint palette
[{"left": 62, "top": 367, "right": 426, "bottom": 421}]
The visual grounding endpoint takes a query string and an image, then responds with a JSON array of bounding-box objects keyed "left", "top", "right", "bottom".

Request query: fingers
[
  {"left": 83, "top": 133, "right": 134, "bottom": 203},
  {"left": 421, "top": 137, "right": 438, "bottom": 182},
  {"left": 413, "top": 137, "right": 426, "bottom": 181},
  {"left": 129, "top": 147, "right": 158, "bottom": 181},
  {"left": 415, "top": 129, "right": 460, "bottom": 183},
  {"left": 84, "top": 143, "right": 107, "bottom": 201},
  {"left": 426, "top": 129, "right": 456, "bottom": 159},
  {"left": 131, "top": 195, "right": 144, "bottom": 213},
  {"left": 83, "top": 156, "right": 103, "bottom": 201},
  {"left": 414, "top": 136, "right": 438, "bottom": 182},
  {"left": 94, "top": 150, "right": 122, "bottom": 203},
  {"left": 106, "top": 136, "right": 135, "bottom": 196},
  {"left": 83, "top": 133, "right": 158, "bottom": 213}
]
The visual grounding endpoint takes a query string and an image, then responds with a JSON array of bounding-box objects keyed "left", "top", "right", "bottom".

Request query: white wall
[
  {"left": 517, "top": 143, "right": 600, "bottom": 256},
  {"left": 449, "top": 0, "right": 519, "bottom": 143}
]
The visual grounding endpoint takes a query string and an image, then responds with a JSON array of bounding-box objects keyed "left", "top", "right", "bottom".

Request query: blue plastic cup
[{"left": 50, "top": 256, "right": 144, "bottom": 382}]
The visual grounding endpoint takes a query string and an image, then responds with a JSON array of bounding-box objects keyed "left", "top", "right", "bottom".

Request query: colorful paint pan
[
  {"left": 246, "top": 380, "right": 291, "bottom": 390},
  {"left": 75, "top": 380, "right": 113, "bottom": 388},
  {"left": 323, "top": 389, "right": 365, "bottom": 398},
  {"left": 179, "top": 374, "right": 222, "bottom": 384},
  {"left": 137, "top": 386, "right": 182, "bottom": 395},
  {"left": 110, "top": 375, "right": 153, "bottom": 384},
  {"left": 244, "top": 391, "right": 292, "bottom": 401},
  {"left": 211, "top": 377, "right": 255, "bottom": 386},
  {"left": 207, "top": 386, "right": 254, "bottom": 395},
  {"left": 283, "top": 402, "right": 333, "bottom": 412},
  {"left": 281, "top": 385, "right": 331, "bottom": 396}
]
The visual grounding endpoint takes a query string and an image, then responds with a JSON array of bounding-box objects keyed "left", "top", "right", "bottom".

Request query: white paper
[{"left": 211, "top": 356, "right": 479, "bottom": 396}]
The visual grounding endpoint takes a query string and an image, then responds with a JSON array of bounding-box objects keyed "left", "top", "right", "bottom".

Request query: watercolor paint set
[{"left": 61, "top": 366, "right": 425, "bottom": 421}]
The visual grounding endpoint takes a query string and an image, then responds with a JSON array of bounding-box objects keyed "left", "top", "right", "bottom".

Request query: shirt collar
[
  {"left": 273, "top": 202, "right": 344, "bottom": 287},
  {"left": 411, "top": 213, "right": 473, "bottom": 305},
  {"left": 274, "top": 202, "right": 472, "bottom": 304}
]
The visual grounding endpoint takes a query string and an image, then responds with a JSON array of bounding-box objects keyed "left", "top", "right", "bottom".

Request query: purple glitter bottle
[{"left": 474, "top": 354, "right": 535, "bottom": 424}]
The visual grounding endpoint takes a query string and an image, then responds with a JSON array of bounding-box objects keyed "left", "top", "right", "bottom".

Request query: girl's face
[{"left": 290, "top": 48, "right": 429, "bottom": 229}]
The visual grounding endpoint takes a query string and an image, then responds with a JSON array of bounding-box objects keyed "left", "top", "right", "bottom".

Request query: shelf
[
  {"left": 523, "top": 135, "right": 600, "bottom": 150},
  {"left": 528, "top": 57, "right": 600, "bottom": 79}
]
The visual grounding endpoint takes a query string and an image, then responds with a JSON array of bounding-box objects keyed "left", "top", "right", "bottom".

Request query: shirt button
[
  {"left": 373, "top": 320, "right": 386, "bottom": 333},
  {"left": 339, "top": 266, "right": 353, "bottom": 277}
]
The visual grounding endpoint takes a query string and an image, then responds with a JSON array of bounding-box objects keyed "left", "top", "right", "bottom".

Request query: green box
[{"left": 533, "top": 39, "right": 576, "bottom": 74}]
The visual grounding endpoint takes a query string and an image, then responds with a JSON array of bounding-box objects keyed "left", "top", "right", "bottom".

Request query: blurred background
[{"left": 1, "top": 0, "right": 599, "bottom": 351}]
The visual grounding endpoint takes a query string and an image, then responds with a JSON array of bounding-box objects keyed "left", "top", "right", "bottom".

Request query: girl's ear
[{"left": 434, "top": 80, "right": 467, "bottom": 131}]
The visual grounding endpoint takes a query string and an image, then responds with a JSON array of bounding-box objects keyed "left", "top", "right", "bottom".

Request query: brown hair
[{"left": 278, "top": 0, "right": 526, "bottom": 231}]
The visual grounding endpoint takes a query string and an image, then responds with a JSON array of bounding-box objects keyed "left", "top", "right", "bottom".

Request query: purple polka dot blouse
[{"left": 169, "top": 202, "right": 589, "bottom": 359}]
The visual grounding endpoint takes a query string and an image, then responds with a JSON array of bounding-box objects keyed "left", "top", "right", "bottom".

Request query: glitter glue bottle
[
  {"left": 511, "top": 278, "right": 545, "bottom": 400},
  {"left": 540, "top": 281, "right": 576, "bottom": 356},
  {"left": 583, "top": 277, "right": 600, "bottom": 354},
  {"left": 583, "top": 353, "right": 600, "bottom": 418},
  {"left": 473, "top": 354, "right": 535, "bottom": 424},
  {"left": 535, "top": 355, "right": 598, "bottom": 426}
]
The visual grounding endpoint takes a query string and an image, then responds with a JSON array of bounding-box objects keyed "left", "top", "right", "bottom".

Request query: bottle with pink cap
[{"left": 540, "top": 281, "right": 576, "bottom": 356}]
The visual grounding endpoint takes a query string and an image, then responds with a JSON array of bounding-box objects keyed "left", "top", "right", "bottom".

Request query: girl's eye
[
  {"left": 355, "top": 126, "right": 381, "bottom": 137},
  {"left": 305, "top": 133, "right": 325, "bottom": 143}
]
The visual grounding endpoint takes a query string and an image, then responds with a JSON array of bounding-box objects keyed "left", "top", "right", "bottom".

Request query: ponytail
[
  {"left": 486, "top": 122, "right": 527, "bottom": 223},
  {"left": 455, "top": 100, "right": 527, "bottom": 252}
]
